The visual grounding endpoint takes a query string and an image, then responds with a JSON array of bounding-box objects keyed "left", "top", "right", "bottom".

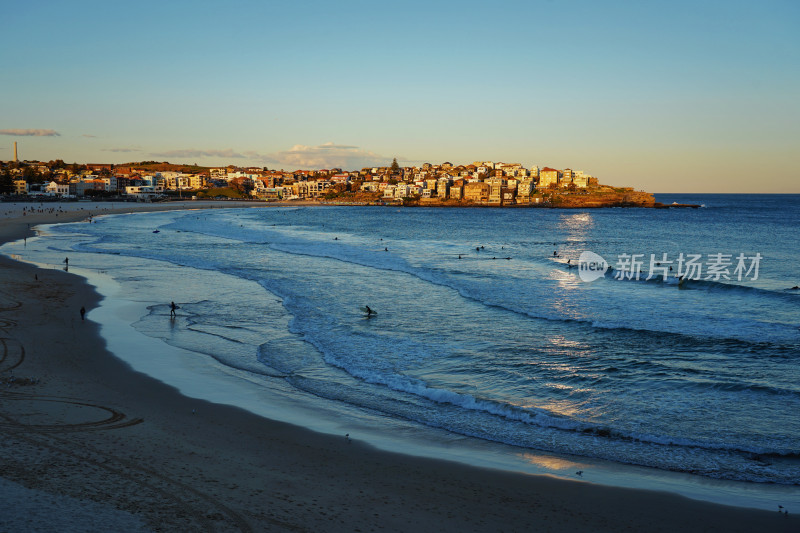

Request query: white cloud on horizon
[
  {"left": 150, "top": 148, "right": 247, "bottom": 159},
  {"left": 103, "top": 147, "right": 141, "bottom": 153},
  {"left": 0, "top": 129, "right": 60, "bottom": 137},
  {"left": 144, "top": 143, "right": 394, "bottom": 170},
  {"left": 264, "top": 142, "right": 389, "bottom": 170}
]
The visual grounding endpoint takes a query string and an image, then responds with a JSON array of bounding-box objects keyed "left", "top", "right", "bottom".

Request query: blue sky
[{"left": 2, "top": 0, "right": 798, "bottom": 192}]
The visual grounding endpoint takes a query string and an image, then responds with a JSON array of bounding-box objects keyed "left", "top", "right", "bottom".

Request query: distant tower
[{"left": 14, "top": 142, "right": 18, "bottom": 162}]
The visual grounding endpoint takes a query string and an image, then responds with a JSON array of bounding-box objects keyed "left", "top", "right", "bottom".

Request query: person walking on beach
[
  {"left": 170, "top": 301, "right": 177, "bottom": 317},
  {"left": 64, "top": 257, "right": 69, "bottom": 266},
  {"left": 80, "top": 307, "right": 86, "bottom": 321}
]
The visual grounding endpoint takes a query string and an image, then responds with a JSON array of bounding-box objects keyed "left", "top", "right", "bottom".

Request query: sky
[{"left": 1, "top": 0, "right": 798, "bottom": 193}]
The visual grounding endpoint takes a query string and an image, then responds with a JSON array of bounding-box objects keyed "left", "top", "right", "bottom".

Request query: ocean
[{"left": 5, "top": 194, "right": 800, "bottom": 506}]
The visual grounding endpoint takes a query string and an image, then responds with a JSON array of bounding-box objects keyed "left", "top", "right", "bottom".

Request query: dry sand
[{"left": 0, "top": 200, "right": 796, "bottom": 532}]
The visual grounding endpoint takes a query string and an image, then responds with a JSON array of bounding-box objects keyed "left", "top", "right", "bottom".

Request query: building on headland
[
  {"left": 464, "top": 181, "right": 490, "bottom": 203},
  {"left": 538, "top": 167, "right": 560, "bottom": 188},
  {"left": 1, "top": 157, "right": 625, "bottom": 205},
  {"left": 561, "top": 168, "right": 573, "bottom": 187}
]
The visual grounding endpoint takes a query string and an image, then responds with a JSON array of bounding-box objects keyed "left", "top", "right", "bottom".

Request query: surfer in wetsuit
[
  {"left": 170, "top": 301, "right": 177, "bottom": 317},
  {"left": 365, "top": 305, "right": 373, "bottom": 316}
]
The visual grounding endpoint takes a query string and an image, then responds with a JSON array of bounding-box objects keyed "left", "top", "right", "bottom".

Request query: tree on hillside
[
  {"left": 391, "top": 158, "right": 400, "bottom": 173},
  {"left": 230, "top": 177, "right": 254, "bottom": 195},
  {"left": 0, "top": 170, "right": 13, "bottom": 194},
  {"left": 22, "top": 166, "right": 42, "bottom": 184}
]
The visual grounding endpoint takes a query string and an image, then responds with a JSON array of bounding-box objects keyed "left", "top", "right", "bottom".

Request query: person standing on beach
[
  {"left": 80, "top": 307, "right": 85, "bottom": 321},
  {"left": 170, "top": 301, "right": 177, "bottom": 317},
  {"left": 64, "top": 257, "right": 69, "bottom": 266}
]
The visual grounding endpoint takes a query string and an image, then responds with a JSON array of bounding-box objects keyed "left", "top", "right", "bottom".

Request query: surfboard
[{"left": 360, "top": 307, "right": 377, "bottom": 316}]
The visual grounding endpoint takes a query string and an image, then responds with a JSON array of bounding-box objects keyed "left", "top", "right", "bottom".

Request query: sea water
[{"left": 4, "top": 194, "right": 800, "bottom": 504}]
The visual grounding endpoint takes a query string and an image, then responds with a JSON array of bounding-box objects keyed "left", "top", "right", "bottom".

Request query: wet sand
[{"left": 0, "top": 200, "right": 796, "bottom": 532}]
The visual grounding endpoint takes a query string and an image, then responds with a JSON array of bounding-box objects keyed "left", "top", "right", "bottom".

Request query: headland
[{"left": 0, "top": 158, "right": 694, "bottom": 208}]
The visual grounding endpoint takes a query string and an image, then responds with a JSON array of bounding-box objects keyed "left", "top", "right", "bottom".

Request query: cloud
[
  {"left": 103, "top": 147, "right": 141, "bottom": 153},
  {"left": 143, "top": 143, "right": 392, "bottom": 170},
  {"left": 0, "top": 129, "right": 60, "bottom": 137},
  {"left": 150, "top": 148, "right": 247, "bottom": 159},
  {"left": 265, "top": 142, "right": 389, "bottom": 170},
  {"left": 83, "top": 134, "right": 97, "bottom": 138}
]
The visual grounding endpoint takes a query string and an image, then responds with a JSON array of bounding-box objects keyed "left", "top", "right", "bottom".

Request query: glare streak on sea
[{"left": 4, "top": 194, "right": 800, "bottom": 507}]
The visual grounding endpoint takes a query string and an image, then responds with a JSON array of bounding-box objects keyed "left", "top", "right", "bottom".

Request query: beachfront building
[
  {"left": 187, "top": 175, "right": 206, "bottom": 189},
  {"left": 100, "top": 176, "right": 119, "bottom": 193},
  {"left": 253, "top": 186, "right": 288, "bottom": 200},
  {"left": 73, "top": 179, "right": 107, "bottom": 196},
  {"left": 44, "top": 181, "right": 69, "bottom": 197},
  {"left": 307, "top": 180, "right": 331, "bottom": 198},
  {"left": 125, "top": 185, "right": 165, "bottom": 199},
  {"left": 13, "top": 180, "right": 28, "bottom": 195}
]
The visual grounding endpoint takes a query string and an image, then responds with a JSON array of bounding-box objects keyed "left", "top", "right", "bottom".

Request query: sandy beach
[{"left": 0, "top": 200, "right": 796, "bottom": 532}]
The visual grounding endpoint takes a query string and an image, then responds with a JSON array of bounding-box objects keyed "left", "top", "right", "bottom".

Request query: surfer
[
  {"left": 170, "top": 301, "right": 177, "bottom": 317},
  {"left": 365, "top": 305, "right": 373, "bottom": 316}
]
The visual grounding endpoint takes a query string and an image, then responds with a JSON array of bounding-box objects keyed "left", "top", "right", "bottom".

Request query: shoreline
[{"left": 0, "top": 201, "right": 796, "bottom": 532}]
